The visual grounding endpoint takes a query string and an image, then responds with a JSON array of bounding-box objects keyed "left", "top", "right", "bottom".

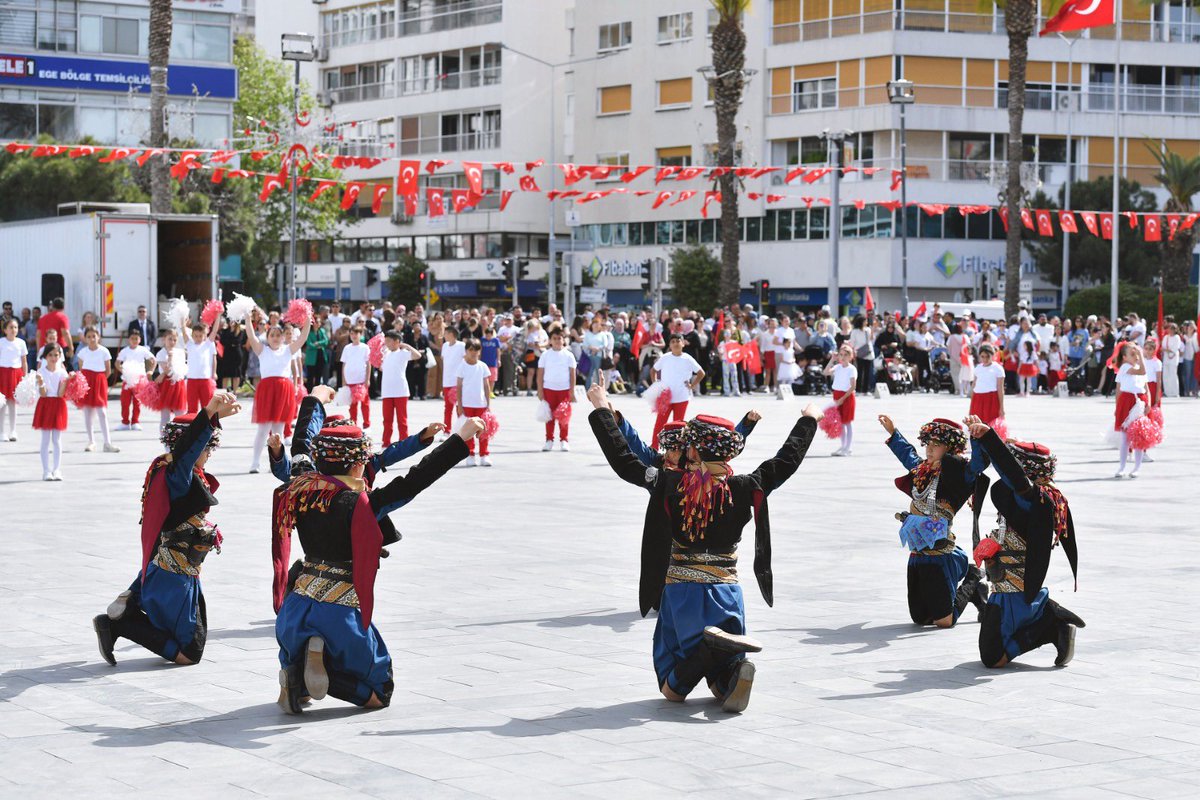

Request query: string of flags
[{"left": 3, "top": 140, "right": 1194, "bottom": 239}]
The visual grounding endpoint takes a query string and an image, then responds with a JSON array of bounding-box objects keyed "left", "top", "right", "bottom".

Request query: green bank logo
[
  {"left": 586, "top": 256, "right": 604, "bottom": 281},
  {"left": 935, "top": 251, "right": 959, "bottom": 279}
]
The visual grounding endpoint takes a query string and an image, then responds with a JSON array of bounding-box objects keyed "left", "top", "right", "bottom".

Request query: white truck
[{"left": 0, "top": 204, "right": 220, "bottom": 349}]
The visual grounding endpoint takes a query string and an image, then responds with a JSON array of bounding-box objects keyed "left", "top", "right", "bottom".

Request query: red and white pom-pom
[
  {"left": 535, "top": 400, "right": 553, "bottom": 423},
  {"left": 480, "top": 409, "right": 500, "bottom": 439},
  {"left": 643, "top": 381, "right": 672, "bottom": 414},
  {"left": 818, "top": 404, "right": 843, "bottom": 439},
  {"left": 119, "top": 360, "right": 145, "bottom": 387},
  {"left": 134, "top": 378, "right": 163, "bottom": 411},
  {"left": 333, "top": 385, "right": 351, "bottom": 407},
  {"left": 367, "top": 334, "right": 385, "bottom": 368},
  {"left": 14, "top": 372, "right": 40, "bottom": 407},
  {"left": 989, "top": 416, "right": 1008, "bottom": 442},
  {"left": 1148, "top": 405, "right": 1164, "bottom": 428},
  {"left": 350, "top": 383, "right": 368, "bottom": 405},
  {"left": 294, "top": 382, "right": 308, "bottom": 404},
  {"left": 553, "top": 401, "right": 572, "bottom": 426},
  {"left": 64, "top": 371, "right": 90, "bottom": 407},
  {"left": 200, "top": 299, "right": 224, "bottom": 328},
  {"left": 162, "top": 297, "right": 189, "bottom": 333},
  {"left": 282, "top": 298, "right": 313, "bottom": 327},
  {"left": 442, "top": 386, "right": 458, "bottom": 408},
  {"left": 1126, "top": 415, "right": 1163, "bottom": 451},
  {"left": 169, "top": 348, "right": 187, "bottom": 382},
  {"left": 225, "top": 292, "right": 257, "bottom": 324}
]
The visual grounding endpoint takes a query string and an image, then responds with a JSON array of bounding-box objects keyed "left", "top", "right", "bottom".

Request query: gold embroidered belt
[
  {"left": 666, "top": 551, "right": 738, "bottom": 585},
  {"left": 293, "top": 559, "right": 359, "bottom": 608}
]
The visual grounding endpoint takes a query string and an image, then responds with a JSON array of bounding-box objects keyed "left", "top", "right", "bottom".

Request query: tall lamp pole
[
  {"left": 281, "top": 33, "right": 316, "bottom": 307},
  {"left": 887, "top": 79, "right": 915, "bottom": 313},
  {"left": 1058, "top": 34, "right": 1077, "bottom": 315}
]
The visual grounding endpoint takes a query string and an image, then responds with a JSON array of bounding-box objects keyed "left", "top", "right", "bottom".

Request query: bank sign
[
  {"left": 0, "top": 54, "right": 238, "bottom": 100},
  {"left": 934, "top": 251, "right": 1034, "bottom": 279},
  {"left": 585, "top": 257, "right": 646, "bottom": 282}
]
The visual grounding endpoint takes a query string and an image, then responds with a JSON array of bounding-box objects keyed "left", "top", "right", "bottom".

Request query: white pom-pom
[
  {"left": 162, "top": 297, "right": 189, "bottom": 333},
  {"left": 226, "top": 292, "right": 257, "bottom": 324},
  {"left": 169, "top": 348, "right": 187, "bottom": 383},
  {"left": 120, "top": 359, "right": 146, "bottom": 387},
  {"left": 334, "top": 386, "right": 352, "bottom": 407},
  {"left": 534, "top": 400, "right": 553, "bottom": 423},
  {"left": 14, "top": 372, "right": 39, "bottom": 407},
  {"left": 0, "top": 391, "right": 5, "bottom": 405}
]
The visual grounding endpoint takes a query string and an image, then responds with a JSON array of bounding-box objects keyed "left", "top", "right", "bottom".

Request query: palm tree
[
  {"left": 1145, "top": 142, "right": 1200, "bottom": 292},
  {"left": 709, "top": 0, "right": 751, "bottom": 307},
  {"left": 148, "top": 0, "right": 173, "bottom": 213}
]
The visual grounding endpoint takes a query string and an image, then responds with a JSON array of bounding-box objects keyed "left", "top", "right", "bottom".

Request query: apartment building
[
  {"left": 0, "top": 0, "right": 239, "bottom": 147},
  {"left": 255, "top": 0, "right": 1200, "bottom": 312}
]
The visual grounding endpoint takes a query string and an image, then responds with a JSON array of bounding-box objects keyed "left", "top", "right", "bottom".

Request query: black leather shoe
[
  {"left": 278, "top": 662, "right": 307, "bottom": 714},
  {"left": 93, "top": 615, "right": 117, "bottom": 666},
  {"left": 1054, "top": 622, "right": 1076, "bottom": 667},
  {"left": 1050, "top": 602, "right": 1086, "bottom": 629},
  {"left": 721, "top": 660, "right": 756, "bottom": 713},
  {"left": 703, "top": 626, "right": 763, "bottom": 654}
]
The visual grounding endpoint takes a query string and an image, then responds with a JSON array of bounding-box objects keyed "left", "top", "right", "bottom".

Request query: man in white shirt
[
  {"left": 1032, "top": 314, "right": 1055, "bottom": 353},
  {"left": 326, "top": 302, "right": 347, "bottom": 334}
]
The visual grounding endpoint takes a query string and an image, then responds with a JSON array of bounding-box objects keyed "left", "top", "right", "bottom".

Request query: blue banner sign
[{"left": 0, "top": 54, "right": 238, "bottom": 100}]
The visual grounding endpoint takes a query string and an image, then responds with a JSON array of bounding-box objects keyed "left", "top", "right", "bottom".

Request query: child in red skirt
[
  {"left": 34, "top": 344, "right": 68, "bottom": 480},
  {"left": 1017, "top": 340, "right": 1039, "bottom": 397},
  {"left": 824, "top": 345, "right": 858, "bottom": 456},
  {"left": 155, "top": 329, "right": 188, "bottom": 433},
  {"left": 969, "top": 344, "right": 1006, "bottom": 423},
  {"left": 245, "top": 308, "right": 312, "bottom": 473},
  {"left": 0, "top": 317, "right": 29, "bottom": 441},
  {"left": 1114, "top": 342, "right": 1149, "bottom": 478},
  {"left": 184, "top": 321, "right": 219, "bottom": 414},
  {"left": 76, "top": 327, "right": 119, "bottom": 453},
  {"left": 1142, "top": 338, "right": 1162, "bottom": 408}
]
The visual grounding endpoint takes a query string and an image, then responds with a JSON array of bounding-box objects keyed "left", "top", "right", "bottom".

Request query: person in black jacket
[
  {"left": 967, "top": 418, "right": 1083, "bottom": 668},
  {"left": 93, "top": 392, "right": 242, "bottom": 666},
  {"left": 589, "top": 385, "right": 819, "bottom": 713},
  {"left": 878, "top": 415, "right": 990, "bottom": 628},
  {"left": 272, "top": 416, "right": 482, "bottom": 713}
]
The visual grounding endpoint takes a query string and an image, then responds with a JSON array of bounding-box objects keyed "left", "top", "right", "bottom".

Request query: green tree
[
  {"left": 386, "top": 254, "right": 430, "bottom": 309},
  {"left": 0, "top": 137, "right": 148, "bottom": 220},
  {"left": 709, "top": 0, "right": 751, "bottom": 307},
  {"left": 1064, "top": 281, "right": 1197, "bottom": 323},
  {"left": 1027, "top": 177, "right": 1160, "bottom": 288},
  {"left": 148, "top": 0, "right": 173, "bottom": 213},
  {"left": 1144, "top": 141, "right": 1200, "bottom": 292},
  {"left": 669, "top": 244, "right": 722, "bottom": 311}
]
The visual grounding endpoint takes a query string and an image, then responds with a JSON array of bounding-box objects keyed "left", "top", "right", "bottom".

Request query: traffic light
[
  {"left": 364, "top": 267, "right": 379, "bottom": 286},
  {"left": 757, "top": 279, "right": 770, "bottom": 306},
  {"left": 640, "top": 259, "right": 653, "bottom": 294},
  {"left": 416, "top": 269, "right": 426, "bottom": 295},
  {"left": 501, "top": 258, "right": 515, "bottom": 287},
  {"left": 516, "top": 258, "right": 529, "bottom": 279}
]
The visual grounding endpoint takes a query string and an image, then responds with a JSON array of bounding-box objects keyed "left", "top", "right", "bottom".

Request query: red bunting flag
[
  {"left": 670, "top": 190, "right": 697, "bottom": 206},
  {"left": 68, "top": 145, "right": 96, "bottom": 158},
  {"left": 451, "top": 189, "right": 475, "bottom": 213},
  {"left": 958, "top": 204, "right": 990, "bottom": 215},
  {"left": 211, "top": 168, "right": 225, "bottom": 184},
  {"left": 309, "top": 180, "right": 337, "bottom": 202},
  {"left": 766, "top": 194, "right": 785, "bottom": 203},
  {"left": 136, "top": 149, "right": 163, "bottom": 167},
  {"left": 425, "top": 160, "right": 449, "bottom": 174},
  {"left": 1079, "top": 211, "right": 1099, "bottom": 236},
  {"left": 576, "top": 191, "right": 605, "bottom": 204},
  {"left": 427, "top": 187, "right": 445, "bottom": 217},
  {"left": 652, "top": 191, "right": 672, "bottom": 209},
  {"left": 492, "top": 161, "right": 515, "bottom": 174},
  {"left": 524, "top": 159, "right": 544, "bottom": 171},
  {"left": 784, "top": 167, "right": 807, "bottom": 183},
  {"left": 340, "top": 182, "right": 364, "bottom": 211},
  {"left": 701, "top": 191, "right": 721, "bottom": 218},
  {"left": 462, "top": 162, "right": 484, "bottom": 195},
  {"left": 853, "top": 199, "right": 866, "bottom": 210},
  {"left": 1100, "top": 213, "right": 1114, "bottom": 239},
  {"left": 403, "top": 193, "right": 418, "bottom": 217},
  {"left": 803, "top": 168, "right": 831, "bottom": 184},
  {"left": 890, "top": 169, "right": 905, "bottom": 191},
  {"left": 655, "top": 167, "right": 680, "bottom": 184},
  {"left": 397, "top": 160, "right": 420, "bottom": 196},
  {"left": 1143, "top": 214, "right": 1161, "bottom": 241},
  {"left": 1035, "top": 209, "right": 1055, "bottom": 236},
  {"left": 519, "top": 175, "right": 541, "bottom": 192},
  {"left": 582, "top": 165, "right": 614, "bottom": 181},
  {"left": 371, "top": 184, "right": 389, "bottom": 214},
  {"left": 1166, "top": 214, "right": 1181, "bottom": 241},
  {"left": 709, "top": 167, "right": 731, "bottom": 179},
  {"left": 678, "top": 167, "right": 707, "bottom": 181},
  {"left": 1020, "top": 208, "right": 1035, "bottom": 230},
  {"left": 879, "top": 200, "right": 903, "bottom": 212},
  {"left": 500, "top": 190, "right": 513, "bottom": 211},
  {"left": 1181, "top": 212, "right": 1199, "bottom": 230},
  {"left": 560, "top": 163, "right": 585, "bottom": 185},
  {"left": 1122, "top": 211, "right": 1138, "bottom": 228},
  {"left": 4, "top": 142, "right": 32, "bottom": 154},
  {"left": 861, "top": 167, "right": 882, "bottom": 176},
  {"left": 734, "top": 167, "right": 757, "bottom": 177},
  {"left": 258, "top": 173, "right": 286, "bottom": 202},
  {"left": 750, "top": 167, "right": 778, "bottom": 178},
  {"left": 999, "top": 207, "right": 1010, "bottom": 231},
  {"left": 1059, "top": 210, "right": 1078, "bottom": 234},
  {"left": 919, "top": 203, "right": 949, "bottom": 216},
  {"left": 620, "top": 165, "right": 652, "bottom": 183}
]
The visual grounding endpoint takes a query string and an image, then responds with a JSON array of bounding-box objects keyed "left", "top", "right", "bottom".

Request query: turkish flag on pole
[
  {"left": 864, "top": 286, "right": 875, "bottom": 311},
  {"left": 1040, "top": 0, "right": 1115, "bottom": 36},
  {"left": 630, "top": 320, "right": 647, "bottom": 358},
  {"left": 1143, "top": 214, "right": 1162, "bottom": 241},
  {"left": 1059, "top": 210, "right": 1078, "bottom": 234}
]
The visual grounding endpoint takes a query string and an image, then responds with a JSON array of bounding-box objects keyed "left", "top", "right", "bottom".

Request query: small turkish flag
[
  {"left": 492, "top": 161, "right": 515, "bottom": 174},
  {"left": 500, "top": 190, "right": 513, "bottom": 211},
  {"left": 1059, "top": 211, "right": 1078, "bottom": 234},
  {"left": 890, "top": 169, "right": 904, "bottom": 191},
  {"left": 784, "top": 167, "right": 806, "bottom": 183},
  {"left": 340, "top": 182, "right": 364, "bottom": 211},
  {"left": 524, "top": 159, "right": 544, "bottom": 171},
  {"left": 854, "top": 199, "right": 866, "bottom": 210},
  {"left": 999, "top": 207, "right": 1010, "bottom": 232},
  {"left": 677, "top": 167, "right": 707, "bottom": 181},
  {"left": 211, "top": 168, "right": 225, "bottom": 184},
  {"left": 371, "top": 184, "right": 389, "bottom": 214},
  {"left": 655, "top": 167, "right": 681, "bottom": 184},
  {"left": 651, "top": 191, "right": 672, "bottom": 209},
  {"left": 1080, "top": 211, "right": 1099, "bottom": 236},
  {"left": 1181, "top": 212, "right": 1199, "bottom": 231},
  {"left": 1035, "top": 209, "right": 1055, "bottom": 236},
  {"left": 1100, "top": 213, "right": 1114, "bottom": 240},
  {"left": 1020, "top": 208, "right": 1035, "bottom": 230},
  {"left": 427, "top": 187, "right": 445, "bottom": 217},
  {"left": 620, "top": 165, "right": 652, "bottom": 183},
  {"left": 701, "top": 191, "right": 721, "bottom": 218},
  {"left": 462, "top": 161, "right": 484, "bottom": 195},
  {"left": 1167, "top": 214, "right": 1181, "bottom": 241},
  {"left": 560, "top": 163, "right": 585, "bottom": 185},
  {"left": 724, "top": 344, "right": 744, "bottom": 364},
  {"left": 519, "top": 175, "right": 541, "bottom": 192},
  {"left": 1143, "top": 214, "right": 1161, "bottom": 241},
  {"left": 804, "top": 168, "right": 831, "bottom": 184},
  {"left": 1040, "top": 0, "right": 1115, "bottom": 36},
  {"left": 99, "top": 148, "right": 134, "bottom": 163},
  {"left": 397, "top": 160, "right": 420, "bottom": 196},
  {"left": 1123, "top": 211, "right": 1138, "bottom": 229},
  {"left": 425, "top": 160, "right": 449, "bottom": 174},
  {"left": 914, "top": 301, "right": 928, "bottom": 319},
  {"left": 309, "top": 180, "right": 337, "bottom": 202},
  {"left": 258, "top": 173, "right": 286, "bottom": 203},
  {"left": 670, "top": 190, "right": 697, "bottom": 206},
  {"left": 404, "top": 193, "right": 418, "bottom": 217}
]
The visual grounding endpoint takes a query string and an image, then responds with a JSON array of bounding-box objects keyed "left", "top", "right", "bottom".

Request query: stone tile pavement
[{"left": 1, "top": 388, "right": 1198, "bottom": 798}]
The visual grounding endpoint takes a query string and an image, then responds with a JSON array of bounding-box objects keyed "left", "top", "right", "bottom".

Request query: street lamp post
[
  {"left": 1058, "top": 34, "right": 1077, "bottom": 315},
  {"left": 887, "top": 79, "right": 915, "bottom": 314},
  {"left": 820, "top": 128, "right": 853, "bottom": 317},
  {"left": 281, "top": 32, "right": 316, "bottom": 308}
]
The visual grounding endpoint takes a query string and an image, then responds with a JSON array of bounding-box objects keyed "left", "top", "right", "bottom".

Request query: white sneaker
[
  {"left": 480, "top": 455, "right": 493, "bottom": 467},
  {"left": 1113, "top": 471, "right": 1124, "bottom": 479},
  {"left": 131, "top": 424, "right": 142, "bottom": 431},
  {"left": 6, "top": 433, "right": 15, "bottom": 442},
  {"left": 84, "top": 442, "right": 95, "bottom": 452},
  {"left": 103, "top": 443, "right": 120, "bottom": 453},
  {"left": 116, "top": 423, "right": 130, "bottom": 431},
  {"left": 1128, "top": 470, "right": 1140, "bottom": 479},
  {"left": 249, "top": 466, "right": 260, "bottom": 474},
  {"left": 560, "top": 441, "right": 570, "bottom": 452},
  {"left": 841, "top": 449, "right": 852, "bottom": 457},
  {"left": 831, "top": 449, "right": 845, "bottom": 457},
  {"left": 52, "top": 471, "right": 63, "bottom": 481},
  {"left": 456, "top": 458, "right": 476, "bottom": 468},
  {"left": 542, "top": 441, "right": 554, "bottom": 452},
  {"left": 43, "top": 471, "right": 53, "bottom": 481}
]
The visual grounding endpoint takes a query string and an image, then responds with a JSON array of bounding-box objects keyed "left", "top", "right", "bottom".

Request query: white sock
[
  {"left": 1118, "top": 433, "right": 1129, "bottom": 473},
  {"left": 4, "top": 400, "right": 14, "bottom": 436},
  {"left": 251, "top": 423, "right": 271, "bottom": 469},
  {"left": 159, "top": 409, "right": 171, "bottom": 433},
  {"left": 40, "top": 430, "right": 51, "bottom": 473},
  {"left": 51, "top": 430, "right": 61, "bottom": 472},
  {"left": 843, "top": 423, "right": 853, "bottom": 451},
  {"left": 83, "top": 407, "right": 96, "bottom": 443},
  {"left": 1132, "top": 449, "right": 1144, "bottom": 473},
  {"left": 96, "top": 408, "right": 111, "bottom": 446}
]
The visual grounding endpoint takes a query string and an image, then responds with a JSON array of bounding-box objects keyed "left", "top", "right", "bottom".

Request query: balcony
[
  {"left": 397, "top": 0, "right": 502, "bottom": 38},
  {"left": 330, "top": 81, "right": 397, "bottom": 104},
  {"left": 400, "top": 65, "right": 502, "bottom": 97},
  {"left": 398, "top": 129, "right": 502, "bottom": 156}
]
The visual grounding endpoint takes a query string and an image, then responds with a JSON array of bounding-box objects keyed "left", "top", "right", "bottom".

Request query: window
[
  {"left": 598, "top": 21, "right": 631, "bottom": 51},
  {"left": 657, "top": 78, "right": 692, "bottom": 108},
  {"left": 948, "top": 133, "right": 991, "bottom": 180},
  {"left": 597, "top": 152, "right": 630, "bottom": 181},
  {"left": 658, "top": 12, "right": 693, "bottom": 42},
  {"left": 707, "top": 8, "right": 720, "bottom": 37},
  {"left": 703, "top": 142, "right": 743, "bottom": 166},
  {"left": 598, "top": 85, "right": 632, "bottom": 115},
  {"left": 793, "top": 77, "right": 837, "bottom": 111},
  {"left": 657, "top": 146, "right": 692, "bottom": 167}
]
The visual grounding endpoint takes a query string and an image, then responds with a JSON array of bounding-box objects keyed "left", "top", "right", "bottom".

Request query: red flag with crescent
[
  {"left": 397, "top": 160, "right": 420, "bottom": 196},
  {"left": 1100, "top": 213, "right": 1114, "bottom": 239},
  {"left": 340, "top": 182, "right": 364, "bottom": 211},
  {"left": 427, "top": 187, "right": 445, "bottom": 217},
  {"left": 1040, "top": 0, "right": 1115, "bottom": 36},
  {"left": 371, "top": 184, "right": 389, "bottom": 214},
  {"left": 1059, "top": 211, "right": 1078, "bottom": 234},
  {"left": 519, "top": 175, "right": 541, "bottom": 192},
  {"left": 1079, "top": 211, "right": 1099, "bottom": 236},
  {"left": 462, "top": 161, "right": 484, "bottom": 195},
  {"left": 1143, "top": 214, "right": 1161, "bottom": 241}
]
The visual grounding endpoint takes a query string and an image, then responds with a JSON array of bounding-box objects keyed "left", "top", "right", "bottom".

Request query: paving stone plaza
[{"left": 1, "top": 391, "right": 1197, "bottom": 799}]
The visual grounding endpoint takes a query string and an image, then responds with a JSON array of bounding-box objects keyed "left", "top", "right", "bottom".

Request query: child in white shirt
[
  {"left": 340, "top": 326, "right": 371, "bottom": 428},
  {"left": 184, "top": 322, "right": 219, "bottom": 413},
  {"left": 116, "top": 329, "right": 155, "bottom": 429},
  {"left": 441, "top": 326, "right": 466, "bottom": 431},
  {"left": 380, "top": 330, "right": 422, "bottom": 446},
  {"left": 456, "top": 338, "right": 495, "bottom": 466}
]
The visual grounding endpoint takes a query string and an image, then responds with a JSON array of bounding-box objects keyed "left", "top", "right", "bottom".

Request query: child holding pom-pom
[
  {"left": 650, "top": 333, "right": 705, "bottom": 450},
  {"left": 76, "top": 327, "right": 119, "bottom": 453},
  {"left": 245, "top": 307, "right": 311, "bottom": 473},
  {"left": 0, "top": 317, "right": 29, "bottom": 441},
  {"left": 116, "top": 328, "right": 154, "bottom": 429},
  {"left": 537, "top": 327, "right": 577, "bottom": 451},
  {"left": 440, "top": 326, "right": 466, "bottom": 431},
  {"left": 823, "top": 344, "right": 858, "bottom": 456},
  {"left": 456, "top": 337, "right": 495, "bottom": 466},
  {"left": 185, "top": 319, "right": 219, "bottom": 414},
  {"left": 1113, "top": 342, "right": 1150, "bottom": 479},
  {"left": 340, "top": 326, "right": 372, "bottom": 429},
  {"left": 33, "top": 344, "right": 68, "bottom": 480},
  {"left": 154, "top": 328, "right": 188, "bottom": 433}
]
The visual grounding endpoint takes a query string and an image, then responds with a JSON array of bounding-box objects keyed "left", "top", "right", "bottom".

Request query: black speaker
[{"left": 41, "top": 274, "right": 65, "bottom": 307}]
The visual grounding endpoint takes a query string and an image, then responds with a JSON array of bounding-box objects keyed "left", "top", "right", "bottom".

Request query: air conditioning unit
[
  {"left": 316, "top": 90, "right": 333, "bottom": 108},
  {"left": 316, "top": 45, "right": 330, "bottom": 62}
]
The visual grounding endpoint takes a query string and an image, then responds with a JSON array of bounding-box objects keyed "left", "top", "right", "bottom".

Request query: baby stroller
[
  {"left": 791, "top": 345, "right": 830, "bottom": 396},
  {"left": 928, "top": 347, "right": 953, "bottom": 393},
  {"left": 1065, "top": 358, "right": 1091, "bottom": 396},
  {"left": 879, "top": 343, "right": 913, "bottom": 394}
]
